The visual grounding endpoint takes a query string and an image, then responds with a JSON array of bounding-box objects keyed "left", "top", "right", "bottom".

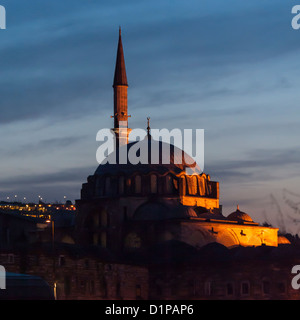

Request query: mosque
[{"left": 74, "top": 28, "right": 281, "bottom": 257}]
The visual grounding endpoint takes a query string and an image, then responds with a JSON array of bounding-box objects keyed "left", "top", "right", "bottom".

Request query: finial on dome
[
  {"left": 237, "top": 204, "right": 240, "bottom": 211},
  {"left": 119, "top": 26, "right": 121, "bottom": 37}
]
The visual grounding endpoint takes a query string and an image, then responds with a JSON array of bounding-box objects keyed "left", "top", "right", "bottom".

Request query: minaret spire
[
  {"left": 111, "top": 27, "right": 131, "bottom": 148},
  {"left": 113, "top": 26, "right": 128, "bottom": 88}
]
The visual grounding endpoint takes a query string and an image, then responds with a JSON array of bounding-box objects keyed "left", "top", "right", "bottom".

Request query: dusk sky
[{"left": 0, "top": 0, "right": 300, "bottom": 233}]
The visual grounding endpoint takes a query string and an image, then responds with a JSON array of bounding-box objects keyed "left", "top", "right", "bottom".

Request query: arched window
[
  {"left": 226, "top": 282, "right": 234, "bottom": 296},
  {"left": 241, "top": 281, "right": 250, "bottom": 296},
  {"left": 101, "top": 232, "right": 107, "bottom": 248},
  {"left": 135, "top": 175, "right": 142, "bottom": 194},
  {"left": 93, "top": 213, "right": 99, "bottom": 226},
  {"left": 198, "top": 176, "right": 206, "bottom": 196},
  {"left": 136, "top": 285, "right": 141, "bottom": 299},
  {"left": 165, "top": 174, "right": 173, "bottom": 194},
  {"left": 126, "top": 178, "right": 132, "bottom": 193},
  {"left": 104, "top": 177, "right": 111, "bottom": 196},
  {"left": 179, "top": 176, "right": 186, "bottom": 196},
  {"left": 186, "top": 175, "right": 198, "bottom": 195},
  {"left": 150, "top": 174, "right": 157, "bottom": 194},
  {"left": 100, "top": 210, "right": 108, "bottom": 227},
  {"left": 262, "top": 279, "right": 271, "bottom": 295},
  {"left": 119, "top": 176, "right": 125, "bottom": 195},
  {"left": 93, "top": 233, "right": 98, "bottom": 245},
  {"left": 204, "top": 281, "right": 212, "bottom": 296},
  {"left": 191, "top": 175, "right": 198, "bottom": 195}
]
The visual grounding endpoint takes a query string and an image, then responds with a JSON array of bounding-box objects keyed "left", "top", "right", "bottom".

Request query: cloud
[
  {"left": 0, "top": 0, "right": 298, "bottom": 127},
  {"left": 206, "top": 146, "right": 300, "bottom": 184},
  {"left": 0, "top": 165, "right": 94, "bottom": 188},
  {"left": 2, "top": 135, "right": 88, "bottom": 157}
]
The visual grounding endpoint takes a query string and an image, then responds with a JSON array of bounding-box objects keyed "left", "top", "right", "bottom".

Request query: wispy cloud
[
  {"left": 2, "top": 135, "right": 87, "bottom": 157},
  {"left": 207, "top": 146, "right": 300, "bottom": 184},
  {"left": 0, "top": 165, "right": 94, "bottom": 188}
]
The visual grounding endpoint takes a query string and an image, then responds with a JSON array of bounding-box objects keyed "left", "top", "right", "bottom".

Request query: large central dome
[{"left": 95, "top": 138, "right": 202, "bottom": 176}]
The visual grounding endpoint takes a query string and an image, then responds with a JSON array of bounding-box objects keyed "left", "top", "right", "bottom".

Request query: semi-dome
[
  {"left": 227, "top": 206, "right": 253, "bottom": 223},
  {"left": 95, "top": 138, "right": 202, "bottom": 176}
]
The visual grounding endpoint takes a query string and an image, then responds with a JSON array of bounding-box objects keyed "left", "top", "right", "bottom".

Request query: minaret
[{"left": 111, "top": 27, "right": 131, "bottom": 148}]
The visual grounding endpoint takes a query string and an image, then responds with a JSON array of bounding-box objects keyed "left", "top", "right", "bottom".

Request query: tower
[{"left": 111, "top": 27, "right": 131, "bottom": 148}]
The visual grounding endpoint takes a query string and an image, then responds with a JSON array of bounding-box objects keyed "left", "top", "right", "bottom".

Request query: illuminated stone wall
[{"left": 180, "top": 221, "right": 278, "bottom": 248}]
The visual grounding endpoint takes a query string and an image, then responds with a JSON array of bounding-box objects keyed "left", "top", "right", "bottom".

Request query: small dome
[
  {"left": 227, "top": 206, "right": 253, "bottom": 223},
  {"left": 172, "top": 205, "right": 198, "bottom": 218}
]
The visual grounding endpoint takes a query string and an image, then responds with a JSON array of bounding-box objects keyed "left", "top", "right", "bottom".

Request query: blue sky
[{"left": 0, "top": 0, "right": 300, "bottom": 232}]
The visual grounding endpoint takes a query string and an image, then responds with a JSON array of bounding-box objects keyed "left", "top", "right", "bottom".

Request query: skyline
[{"left": 0, "top": 0, "right": 300, "bottom": 233}]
